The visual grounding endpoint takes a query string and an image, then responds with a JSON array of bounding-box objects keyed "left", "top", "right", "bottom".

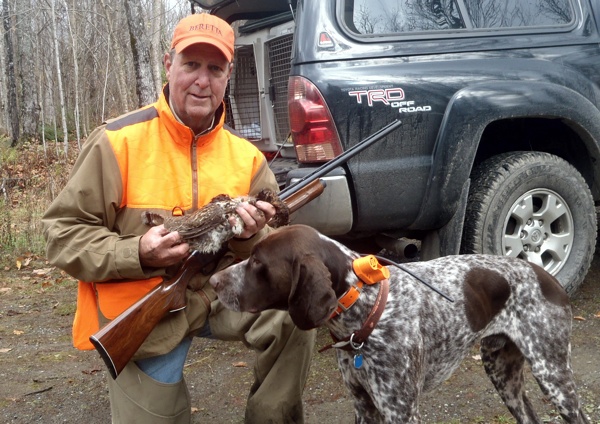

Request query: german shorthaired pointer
[{"left": 209, "top": 225, "right": 589, "bottom": 423}]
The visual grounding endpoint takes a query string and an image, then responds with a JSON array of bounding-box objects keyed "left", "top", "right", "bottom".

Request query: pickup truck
[{"left": 195, "top": 0, "right": 600, "bottom": 295}]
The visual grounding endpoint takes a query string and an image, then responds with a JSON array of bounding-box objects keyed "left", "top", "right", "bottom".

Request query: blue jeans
[{"left": 135, "top": 323, "right": 213, "bottom": 383}]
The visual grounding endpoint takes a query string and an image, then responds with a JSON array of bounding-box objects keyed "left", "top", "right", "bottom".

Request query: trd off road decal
[{"left": 347, "top": 87, "right": 431, "bottom": 113}]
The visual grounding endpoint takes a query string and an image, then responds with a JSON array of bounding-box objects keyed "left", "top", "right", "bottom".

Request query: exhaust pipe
[{"left": 376, "top": 235, "right": 420, "bottom": 260}]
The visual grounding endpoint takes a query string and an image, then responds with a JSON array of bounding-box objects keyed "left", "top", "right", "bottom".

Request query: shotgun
[
  {"left": 90, "top": 178, "right": 326, "bottom": 379},
  {"left": 91, "top": 118, "right": 402, "bottom": 379}
]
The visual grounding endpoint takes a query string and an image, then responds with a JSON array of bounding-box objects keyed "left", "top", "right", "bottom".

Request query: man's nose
[{"left": 194, "top": 69, "right": 211, "bottom": 87}]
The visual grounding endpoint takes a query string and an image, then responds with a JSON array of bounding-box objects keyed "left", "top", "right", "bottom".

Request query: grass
[{"left": 0, "top": 141, "right": 77, "bottom": 267}]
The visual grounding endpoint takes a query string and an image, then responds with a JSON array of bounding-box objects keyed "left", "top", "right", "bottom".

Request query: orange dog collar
[{"left": 331, "top": 255, "right": 389, "bottom": 318}]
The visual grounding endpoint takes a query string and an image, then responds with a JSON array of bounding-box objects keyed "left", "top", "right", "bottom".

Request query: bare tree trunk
[
  {"left": 102, "top": 40, "right": 111, "bottom": 121},
  {"left": 2, "top": 0, "right": 20, "bottom": 147},
  {"left": 0, "top": 12, "right": 7, "bottom": 135},
  {"left": 150, "top": 0, "right": 163, "bottom": 95},
  {"left": 99, "top": 0, "right": 130, "bottom": 114},
  {"left": 64, "top": 0, "right": 81, "bottom": 149},
  {"left": 124, "top": 0, "right": 156, "bottom": 107},
  {"left": 50, "top": 0, "right": 69, "bottom": 153},
  {"left": 39, "top": 69, "right": 47, "bottom": 155},
  {"left": 19, "top": 0, "right": 41, "bottom": 141}
]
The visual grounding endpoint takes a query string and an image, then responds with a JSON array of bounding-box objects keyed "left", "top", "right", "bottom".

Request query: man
[{"left": 42, "top": 13, "right": 315, "bottom": 423}]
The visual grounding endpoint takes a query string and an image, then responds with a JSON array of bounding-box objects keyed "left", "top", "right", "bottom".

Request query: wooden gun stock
[
  {"left": 90, "top": 178, "right": 326, "bottom": 379},
  {"left": 89, "top": 250, "right": 208, "bottom": 379}
]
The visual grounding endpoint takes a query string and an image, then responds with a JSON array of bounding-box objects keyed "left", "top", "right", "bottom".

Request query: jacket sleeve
[
  {"left": 227, "top": 156, "right": 279, "bottom": 258},
  {"left": 42, "top": 126, "right": 146, "bottom": 283}
]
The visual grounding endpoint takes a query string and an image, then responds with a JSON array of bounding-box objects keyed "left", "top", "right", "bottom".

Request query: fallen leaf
[
  {"left": 13, "top": 330, "right": 24, "bottom": 335},
  {"left": 232, "top": 361, "right": 248, "bottom": 368},
  {"left": 0, "top": 348, "right": 12, "bottom": 353},
  {"left": 573, "top": 316, "right": 586, "bottom": 321},
  {"left": 594, "top": 312, "right": 600, "bottom": 318},
  {"left": 471, "top": 354, "right": 481, "bottom": 361},
  {"left": 32, "top": 268, "right": 54, "bottom": 276},
  {"left": 0, "top": 287, "right": 11, "bottom": 293},
  {"left": 16, "top": 259, "right": 22, "bottom": 270},
  {"left": 191, "top": 407, "right": 199, "bottom": 414}
]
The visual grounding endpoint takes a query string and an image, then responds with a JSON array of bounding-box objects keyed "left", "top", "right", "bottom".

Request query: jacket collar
[{"left": 157, "top": 84, "right": 227, "bottom": 146}]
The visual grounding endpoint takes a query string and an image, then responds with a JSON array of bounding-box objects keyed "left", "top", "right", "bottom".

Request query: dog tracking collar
[
  {"left": 319, "top": 256, "right": 390, "bottom": 355},
  {"left": 330, "top": 255, "right": 390, "bottom": 319}
]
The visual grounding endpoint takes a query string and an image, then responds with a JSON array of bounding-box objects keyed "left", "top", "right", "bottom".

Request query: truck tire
[{"left": 461, "top": 151, "right": 596, "bottom": 295}]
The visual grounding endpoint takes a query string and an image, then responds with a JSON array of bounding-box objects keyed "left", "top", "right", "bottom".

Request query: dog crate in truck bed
[{"left": 223, "top": 14, "right": 297, "bottom": 185}]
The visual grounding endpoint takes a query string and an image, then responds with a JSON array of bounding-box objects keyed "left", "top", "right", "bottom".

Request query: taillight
[{"left": 288, "top": 76, "right": 342, "bottom": 163}]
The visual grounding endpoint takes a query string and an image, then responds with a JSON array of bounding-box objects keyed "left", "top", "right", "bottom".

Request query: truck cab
[{"left": 194, "top": 0, "right": 600, "bottom": 295}]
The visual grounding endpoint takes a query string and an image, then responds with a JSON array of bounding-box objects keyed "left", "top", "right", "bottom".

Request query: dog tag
[{"left": 354, "top": 353, "right": 363, "bottom": 369}]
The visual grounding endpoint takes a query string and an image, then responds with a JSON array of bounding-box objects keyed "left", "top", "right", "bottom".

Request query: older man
[{"left": 42, "top": 13, "right": 315, "bottom": 424}]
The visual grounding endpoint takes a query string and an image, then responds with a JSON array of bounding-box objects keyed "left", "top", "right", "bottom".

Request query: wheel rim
[{"left": 501, "top": 188, "right": 574, "bottom": 276}]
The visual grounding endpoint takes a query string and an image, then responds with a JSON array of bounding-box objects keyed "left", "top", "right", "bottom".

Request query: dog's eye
[{"left": 248, "top": 256, "right": 263, "bottom": 269}]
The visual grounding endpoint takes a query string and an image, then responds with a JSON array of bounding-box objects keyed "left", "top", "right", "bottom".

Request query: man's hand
[
  {"left": 139, "top": 224, "right": 190, "bottom": 268},
  {"left": 233, "top": 200, "right": 276, "bottom": 239}
]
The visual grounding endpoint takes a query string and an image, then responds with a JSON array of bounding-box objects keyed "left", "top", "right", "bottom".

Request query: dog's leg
[
  {"left": 337, "top": 355, "right": 385, "bottom": 423},
  {"left": 528, "top": 345, "right": 590, "bottom": 424},
  {"left": 346, "top": 381, "right": 384, "bottom": 424},
  {"left": 337, "top": 349, "right": 422, "bottom": 423},
  {"left": 480, "top": 335, "right": 540, "bottom": 424}
]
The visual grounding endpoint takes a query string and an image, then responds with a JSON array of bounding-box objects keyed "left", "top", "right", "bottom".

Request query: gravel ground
[{"left": 1, "top": 254, "right": 599, "bottom": 423}]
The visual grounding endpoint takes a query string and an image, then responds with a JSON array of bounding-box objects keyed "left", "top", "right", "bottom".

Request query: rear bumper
[{"left": 285, "top": 167, "right": 353, "bottom": 235}]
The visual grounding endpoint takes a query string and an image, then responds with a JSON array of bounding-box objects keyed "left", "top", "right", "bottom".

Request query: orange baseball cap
[{"left": 170, "top": 13, "right": 234, "bottom": 62}]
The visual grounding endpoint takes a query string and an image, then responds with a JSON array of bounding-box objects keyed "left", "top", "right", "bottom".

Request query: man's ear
[
  {"left": 226, "top": 62, "right": 233, "bottom": 81},
  {"left": 288, "top": 255, "right": 337, "bottom": 330},
  {"left": 164, "top": 51, "right": 173, "bottom": 79}
]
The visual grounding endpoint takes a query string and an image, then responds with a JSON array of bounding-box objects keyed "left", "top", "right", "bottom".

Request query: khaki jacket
[{"left": 42, "top": 84, "right": 278, "bottom": 355}]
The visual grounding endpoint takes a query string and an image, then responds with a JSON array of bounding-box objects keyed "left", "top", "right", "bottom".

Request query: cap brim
[{"left": 174, "top": 37, "right": 233, "bottom": 62}]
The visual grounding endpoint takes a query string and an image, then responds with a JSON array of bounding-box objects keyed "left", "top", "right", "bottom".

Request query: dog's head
[{"left": 209, "top": 225, "right": 351, "bottom": 330}]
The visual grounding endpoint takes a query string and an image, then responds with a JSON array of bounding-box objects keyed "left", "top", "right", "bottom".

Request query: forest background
[{"left": 0, "top": 0, "right": 202, "bottom": 260}]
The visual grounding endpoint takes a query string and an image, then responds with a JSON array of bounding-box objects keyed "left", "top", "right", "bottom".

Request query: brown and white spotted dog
[{"left": 209, "top": 225, "right": 589, "bottom": 424}]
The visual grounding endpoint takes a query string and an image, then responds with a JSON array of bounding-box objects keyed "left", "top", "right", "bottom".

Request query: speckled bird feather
[{"left": 141, "top": 188, "right": 289, "bottom": 253}]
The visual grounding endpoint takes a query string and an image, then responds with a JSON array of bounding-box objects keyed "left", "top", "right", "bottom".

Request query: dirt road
[{"left": 1, "top": 254, "right": 599, "bottom": 423}]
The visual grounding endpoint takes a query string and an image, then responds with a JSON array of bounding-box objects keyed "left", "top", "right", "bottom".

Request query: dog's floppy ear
[{"left": 288, "top": 255, "right": 337, "bottom": 330}]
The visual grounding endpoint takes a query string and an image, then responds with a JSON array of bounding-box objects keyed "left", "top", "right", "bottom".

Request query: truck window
[
  {"left": 464, "top": 0, "right": 574, "bottom": 28},
  {"left": 343, "top": 0, "right": 575, "bottom": 35},
  {"left": 344, "top": 0, "right": 465, "bottom": 34}
]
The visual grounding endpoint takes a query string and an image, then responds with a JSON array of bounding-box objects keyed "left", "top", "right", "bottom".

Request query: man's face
[{"left": 165, "top": 44, "right": 232, "bottom": 134}]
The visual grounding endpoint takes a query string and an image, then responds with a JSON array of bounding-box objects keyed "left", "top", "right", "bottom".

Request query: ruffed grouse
[{"left": 141, "top": 188, "right": 289, "bottom": 253}]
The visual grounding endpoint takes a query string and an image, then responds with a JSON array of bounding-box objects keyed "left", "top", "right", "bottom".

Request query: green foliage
[
  {"left": 0, "top": 132, "right": 11, "bottom": 149},
  {"left": 0, "top": 190, "right": 48, "bottom": 257},
  {"left": 0, "top": 144, "right": 19, "bottom": 164},
  {"left": 53, "top": 302, "right": 76, "bottom": 317},
  {"left": 0, "top": 197, "right": 15, "bottom": 251},
  {"left": 0, "top": 140, "right": 79, "bottom": 260},
  {"left": 41, "top": 125, "right": 65, "bottom": 142}
]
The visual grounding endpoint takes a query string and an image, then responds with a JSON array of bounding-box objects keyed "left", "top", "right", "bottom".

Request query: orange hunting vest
[{"left": 72, "top": 95, "right": 265, "bottom": 350}]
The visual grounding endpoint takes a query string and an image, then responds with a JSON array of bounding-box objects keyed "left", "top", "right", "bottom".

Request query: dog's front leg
[
  {"left": 337, "top": 354, "right": 383, "bottom": 423},
  {"left": 337, "top": 350, "right": 422, "bottom": 423}
]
